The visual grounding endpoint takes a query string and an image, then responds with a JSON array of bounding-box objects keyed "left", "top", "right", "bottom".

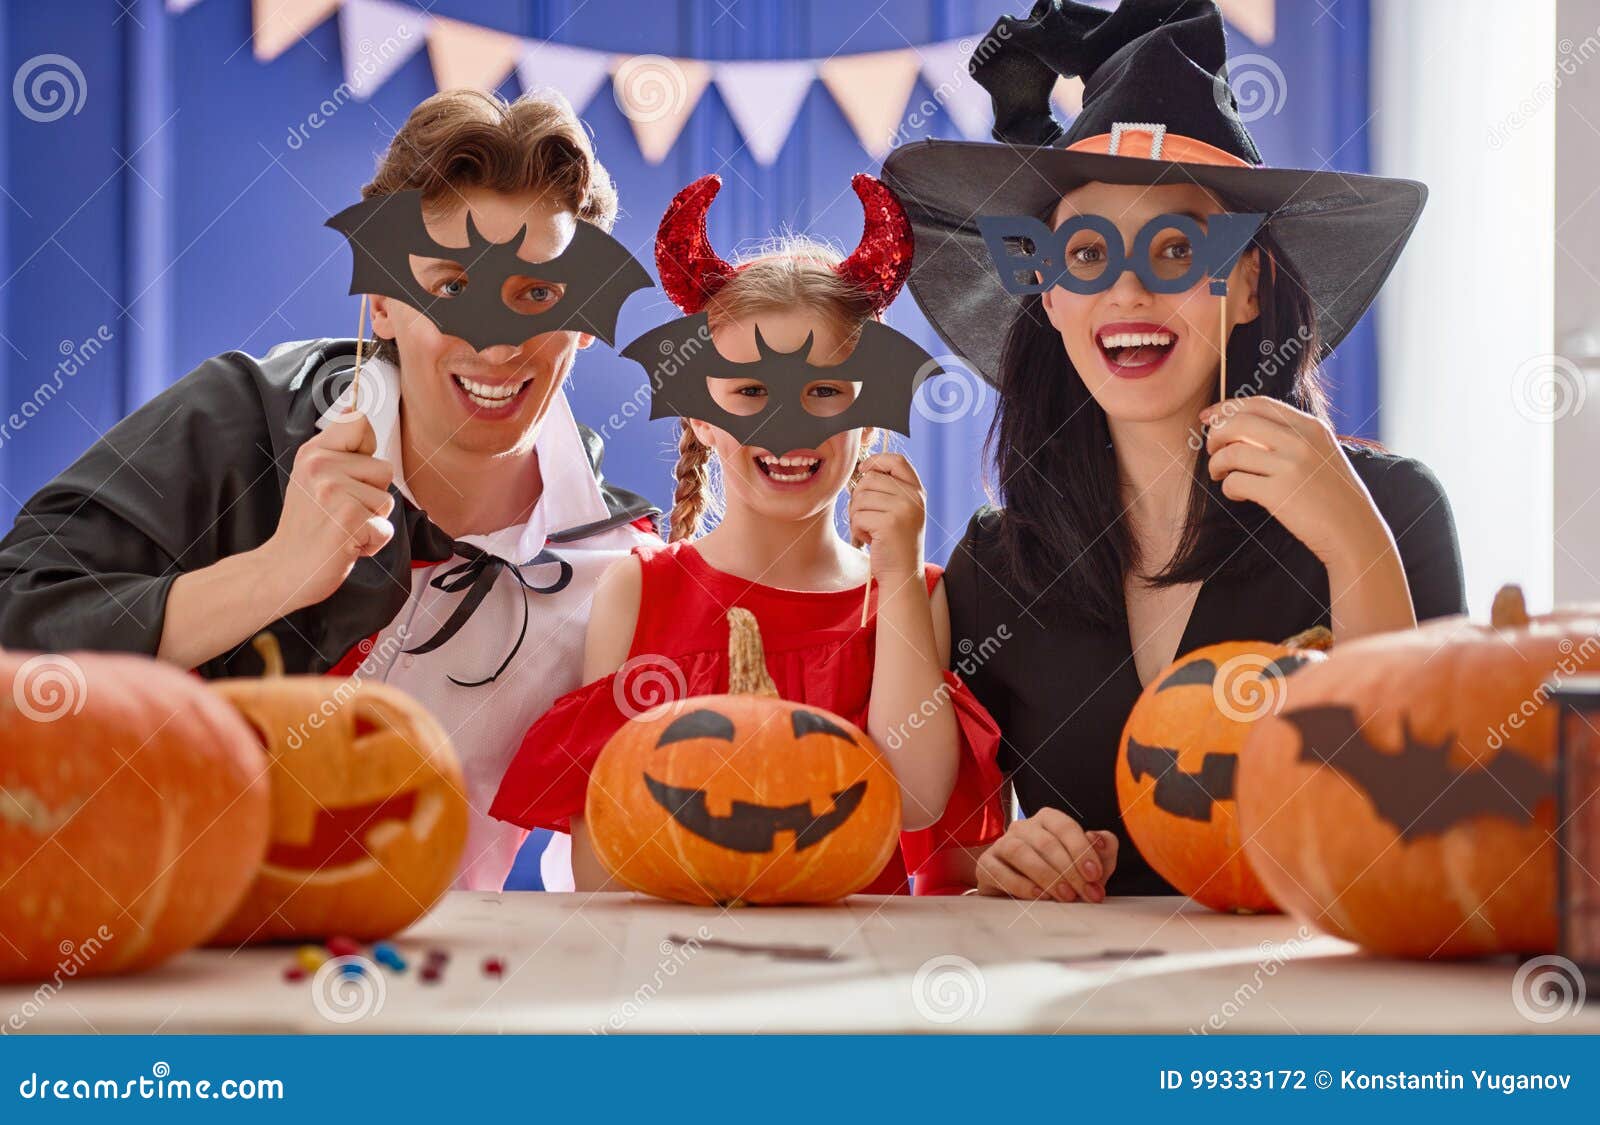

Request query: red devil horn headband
[{"left": 655, "top": 172, "right": 913, "bottom": 315}]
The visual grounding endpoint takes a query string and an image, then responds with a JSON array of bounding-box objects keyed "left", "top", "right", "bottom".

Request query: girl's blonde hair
[{"left": 667, "top": 239, "right": 880, "bottom": 542}]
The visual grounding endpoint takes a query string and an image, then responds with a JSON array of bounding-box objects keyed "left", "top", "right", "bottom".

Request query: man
[{"left": 0, "top": 89, "right": 660, "bottom": 892}]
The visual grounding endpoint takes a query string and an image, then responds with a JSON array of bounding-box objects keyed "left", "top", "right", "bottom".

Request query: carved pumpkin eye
[
  {"left": 790, "top": 710, "right": 852, "bottom": 741},
  {"left": 656, "top": 709, "right": 735, "bottom": 747},
  {"left": 1153, "top": 658, "right": 1218, "bottom": 692}
]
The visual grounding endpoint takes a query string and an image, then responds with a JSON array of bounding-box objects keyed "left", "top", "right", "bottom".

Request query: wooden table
[{"left": 5, "top": 892, "right": 1593, "bottom": 1034}]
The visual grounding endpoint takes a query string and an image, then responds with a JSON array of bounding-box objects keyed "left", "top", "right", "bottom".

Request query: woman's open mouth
[
  {"left": 1096, "top": 323, "right": 1178, "bottom": 379},
  {"left": 451, "top": 373, "right": 534, "bottom": 415},
  {"left": 753, "top": 452, "right": 823, "bottom": 487}
]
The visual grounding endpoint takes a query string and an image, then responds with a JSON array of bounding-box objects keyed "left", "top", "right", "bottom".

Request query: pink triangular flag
[
  {"left": 818, "top": 48, "right": 921, "bottom": 160},
  {"left": 428, "top": 15, "right": 523, "bottom": 93},
  {"left": 611, "top": 55, "right": 711, "bottom": 164},
  {"left": 917, "top": 39, "right": 992, "bottom": 140},
  {"left": 339, "top": 0, "right": 430, "bottom": 100},
  {"left": 253, "top": 0, "right": 341, "bottom": 62},
  {"left": 712, "top": 60, "right": 814, "bottom": 166},
  {"left": 517, "top": 40, "right": 611, "bottom": 113},
  {"left": 1219, "top": 0, "right": 1276, "bottom": 45}
]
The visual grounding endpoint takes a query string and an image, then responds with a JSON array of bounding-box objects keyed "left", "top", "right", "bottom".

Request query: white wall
[{"left": 1372, "top": 0, "right": 1557, "bottom": 616}]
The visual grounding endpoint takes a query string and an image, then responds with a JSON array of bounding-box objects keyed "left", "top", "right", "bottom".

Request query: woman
[{"left": 882, "top": 0, "right": 1465, "bottom": 900}]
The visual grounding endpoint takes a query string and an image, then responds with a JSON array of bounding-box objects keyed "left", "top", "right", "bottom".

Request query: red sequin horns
[{"left": 655, "top": 172, "right": 914, "bottom": 315}]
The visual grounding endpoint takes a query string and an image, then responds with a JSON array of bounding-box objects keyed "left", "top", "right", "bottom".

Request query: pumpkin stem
[
  {"left": 249, "top": 632, "right": 285, "bottom": 678},
  {"left": 1282, "top": 625, "right": 1333, "bottom": 652},
  {"left": 1491, "top": 584, "right": 1530, "bottom": 629},
  {"left": 726, "top": 609, "right": 779, "bottom": 698}
]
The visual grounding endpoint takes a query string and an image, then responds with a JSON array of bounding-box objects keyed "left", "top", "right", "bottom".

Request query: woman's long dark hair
[{"left": 984, "top": 225, "right": 1329, "bottom": 629}]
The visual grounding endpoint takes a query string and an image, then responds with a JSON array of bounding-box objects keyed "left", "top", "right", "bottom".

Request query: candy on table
[
  {"left": 482, "top": 956, "right": 504, "bottom": 978},
  {"left": 419, "top": 965, "right": 442, "bottom": 984},
  {"left": 283, "top": 965, "right": 307, "bottom": 983},
  {"left": 325, "top": 935, "right": 361, "bottom": 958},
  {"left": 339, "top": 960, "right": 365, "bottom": 977},
  {"left": 372, "top": 942, "right": 406, "bottom": 971},
  {"left": 295, "top": 946, "right": 327, "bottom": 972}
]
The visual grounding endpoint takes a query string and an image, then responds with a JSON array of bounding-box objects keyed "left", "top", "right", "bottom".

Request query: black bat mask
[
  {"left": 326, "top": 189, "right": 653, "bottom": 350},
  {"left": 1280, "top": 705, "right": 1553, "bottom": 839},
  {"left": 621, "top": 312, "right": 940, "bottom": 453}
]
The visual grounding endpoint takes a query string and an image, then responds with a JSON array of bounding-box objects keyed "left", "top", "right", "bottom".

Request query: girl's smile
[
  {"left": 1095, "top": 320, "right": 1180, "bottom": 380},
  {"left": 751, "top": 448, "right": 826, "bottom": 489}
]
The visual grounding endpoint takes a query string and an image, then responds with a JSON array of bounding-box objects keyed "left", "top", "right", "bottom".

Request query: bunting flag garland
[{"left": 182, "top": 0, "right": 1276, "bottom": 165}]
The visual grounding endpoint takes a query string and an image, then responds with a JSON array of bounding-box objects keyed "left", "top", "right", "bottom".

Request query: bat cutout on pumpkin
[
  {"left": 1125, "top": 737, "right": 1237, "bottom": 822},
  {"left": 1279, "top": 704, "right": 1553, "bottom": 840},
  {"left": 622, "top": 312, "right": 942, "bottom": 453},
  {"left": 326, "top": 188, "right": 653, "bottom": 350}
]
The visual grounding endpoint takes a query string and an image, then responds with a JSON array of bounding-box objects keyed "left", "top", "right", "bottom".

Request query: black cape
[{"left": 0, "top": 339, "right": 656, "bottom": 679}]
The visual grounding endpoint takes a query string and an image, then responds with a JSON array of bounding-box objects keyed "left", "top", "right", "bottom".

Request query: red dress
[{"left": 490, "top": 541, "right": 1006, "bottom": 894}]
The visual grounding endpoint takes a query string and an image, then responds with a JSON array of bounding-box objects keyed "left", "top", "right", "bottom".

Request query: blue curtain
[{"left": 0, "top": 0, "right": 1373, "bottom": 889}]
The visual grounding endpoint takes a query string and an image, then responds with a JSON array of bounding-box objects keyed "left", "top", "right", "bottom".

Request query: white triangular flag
[
  {"left": 712, "top": 60, "right": 814, "bottom": 165},
  {"left": 517, "top": 39, "right": 612, "bottom": 113},
  {"left": 339, "top": 0, "right": 430, "bottom": 100},
  {"left": 428, "top": 15, "right": 522, "bottom": 93}
]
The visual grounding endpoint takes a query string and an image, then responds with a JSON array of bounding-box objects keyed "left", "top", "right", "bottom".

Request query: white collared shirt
[{"left": 315, "top": 358, "right": 654, "bottom": 891}]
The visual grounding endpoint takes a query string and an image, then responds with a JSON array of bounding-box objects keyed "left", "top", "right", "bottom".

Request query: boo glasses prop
[{"left": 979, "top": 212, "right": 1265, "bottom": 297}]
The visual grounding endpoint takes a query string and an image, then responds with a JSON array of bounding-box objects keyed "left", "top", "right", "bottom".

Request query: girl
[
  {"left": 882, "top": 0, "right": 1466, "bottom": 900},
  {"left": 491, "top": 174, "right": 1004, "bottom": 893}
]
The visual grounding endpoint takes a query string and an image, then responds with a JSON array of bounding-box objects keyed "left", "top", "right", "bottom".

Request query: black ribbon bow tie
[{"left": 403, "top": 541, "right": 574, "bottom": 687}]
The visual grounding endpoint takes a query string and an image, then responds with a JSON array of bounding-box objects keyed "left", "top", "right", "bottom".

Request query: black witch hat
[{"left": 881, "top": 0, "right": 1427, "bottom": 385}]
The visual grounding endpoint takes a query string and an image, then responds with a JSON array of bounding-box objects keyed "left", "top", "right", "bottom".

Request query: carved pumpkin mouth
[
  {"left": 642, "top": 775, "right": 867, "bottom": 853},
  {"left": 265, "top": 789, "right": 420, "bottom": 872},
  {"left": 1125, "top": 737, "right": 1236, "bottom": 822}
]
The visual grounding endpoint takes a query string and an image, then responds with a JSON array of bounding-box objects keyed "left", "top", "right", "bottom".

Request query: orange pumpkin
[
  {"left": 208, "top": 634, "right": 469, "bottom": 944},
  {"left": 1116, "top": 628, "right": 1330, "bottom": 913},
  {"left": 1239, "top": 586, "right": 1595, "bottom": 957},
  {"left": 587, "top": 609, "right": 901, "bottom": 905},
  {"left": 1, "top": 651, "right": 270, "bottom": 981}
]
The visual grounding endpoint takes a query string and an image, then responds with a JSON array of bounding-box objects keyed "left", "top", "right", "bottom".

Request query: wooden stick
[
  {"left": 1218, "top": 294, "right": 1228, "bottom": 403},
  {"left": 861, "top": 573, "right": 872, "bottom": 627},
  {"left": 351, "top": 294, "right": 369, "bottom": 412}
]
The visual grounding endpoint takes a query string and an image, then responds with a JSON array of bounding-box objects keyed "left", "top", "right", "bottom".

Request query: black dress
[{"left": 943, "top": 445, "right": 1467, "bottom": 895}]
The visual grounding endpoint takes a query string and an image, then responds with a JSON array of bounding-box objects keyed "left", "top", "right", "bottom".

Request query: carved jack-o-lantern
[
  {"left": 587, "top": 609, "right": 901, "bottom": 905},
  {"left": 208, "top": 635, "right": 469, "bottom": 944},
  {"left": 1, "top": 651, "right": 269, "bottom": 981},
  {"left": 1116, "top": 628, "right": 1330, "bottom": 913},
  {"left": 1240, "top": 587, "right": 1596, "bottom": 957}
]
